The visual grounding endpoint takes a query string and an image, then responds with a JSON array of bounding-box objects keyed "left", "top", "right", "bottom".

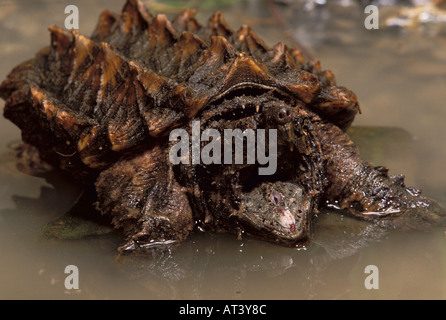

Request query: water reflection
[
  {"left": 1, "top": 131, "right": 445, "bottom": 299},
  {"left": 0, "top": 164, "right": 396, "bottom": 299},
  {"left": 113, "top": 218, "right": 376, "bottom": 299}
]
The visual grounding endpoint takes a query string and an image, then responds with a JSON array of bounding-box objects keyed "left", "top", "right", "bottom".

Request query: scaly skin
[{"left": 313, "top": 121, "right": 445, "bottom": 230}]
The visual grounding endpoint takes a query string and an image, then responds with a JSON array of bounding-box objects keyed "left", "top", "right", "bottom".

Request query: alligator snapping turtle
[{"left": 0, "top": 0, "right": 444, "bottom": 252}]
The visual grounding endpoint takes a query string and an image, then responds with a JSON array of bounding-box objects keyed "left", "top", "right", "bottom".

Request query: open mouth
[{"left": 239, "top": 180, "right": 313, "bottom": 246}]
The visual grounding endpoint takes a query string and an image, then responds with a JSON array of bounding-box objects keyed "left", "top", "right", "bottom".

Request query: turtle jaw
[
  {"left": 238, "top": 180, "right": 313, "bottom": 247},
  {"left": 238, "top": 201, "right": 312, "bottom": 247}
]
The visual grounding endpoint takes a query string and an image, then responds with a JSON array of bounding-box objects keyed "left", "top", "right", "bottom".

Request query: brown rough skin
[{"left": 0, "top": 0, "right": 444, "bottom": 252}]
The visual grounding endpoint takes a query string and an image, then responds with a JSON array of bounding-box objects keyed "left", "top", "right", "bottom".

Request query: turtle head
[{"left": 238, "top": 181, "right": 313, "bottom": 246}]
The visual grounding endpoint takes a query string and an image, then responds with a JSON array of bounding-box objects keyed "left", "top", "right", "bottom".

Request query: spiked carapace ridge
[{"left": 0, "top": 0, "right": 358, "bottom": 174}]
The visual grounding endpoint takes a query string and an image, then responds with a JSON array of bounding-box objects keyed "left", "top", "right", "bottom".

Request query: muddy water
[{"left": 0, "top": 0, "right": 445, "bottom": 299}]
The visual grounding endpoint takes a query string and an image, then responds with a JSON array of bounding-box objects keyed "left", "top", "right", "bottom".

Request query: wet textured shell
[{"left": 0, "top": 0, "right": 359, "bottom": 175}]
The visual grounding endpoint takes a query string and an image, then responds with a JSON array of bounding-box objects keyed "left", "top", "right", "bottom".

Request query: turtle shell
[{"left": 0, "top": 0, "right": 359, "bottom": 178}]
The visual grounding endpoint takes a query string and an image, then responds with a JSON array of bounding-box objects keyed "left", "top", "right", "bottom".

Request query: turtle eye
[
  {"left": 276, "top": 107, "right": 292, "bottom": 124},
  {"left": 270, "top": 190, "right": 283, "bottom": 206}
]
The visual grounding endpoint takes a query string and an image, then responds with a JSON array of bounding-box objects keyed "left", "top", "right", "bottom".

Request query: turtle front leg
[
  {"left": 316, "top": 122, "right": 446, "bottom": 229},
  {"left": 95, "top": 145, "right": 194, "bottom": 253}
]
